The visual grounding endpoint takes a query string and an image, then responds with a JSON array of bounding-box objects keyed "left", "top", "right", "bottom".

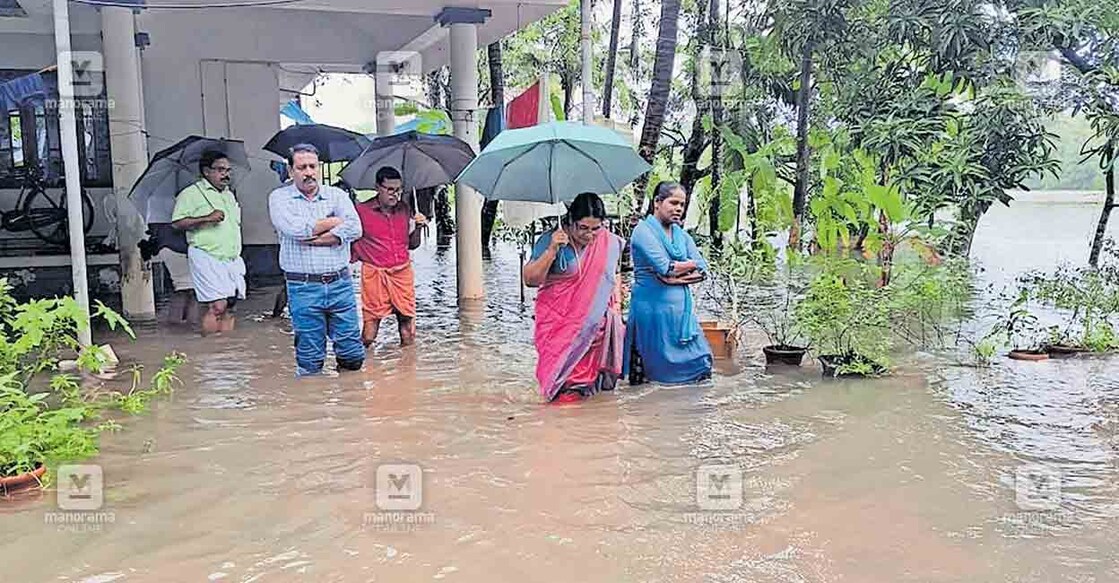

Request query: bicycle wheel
[{"left": 25, "top": 185, "right": 95, "bottom": 247}]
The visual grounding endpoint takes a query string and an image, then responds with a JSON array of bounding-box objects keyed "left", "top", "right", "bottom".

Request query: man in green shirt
[{"left": 171, "top": 150, "right": 246, "bottom": 336}]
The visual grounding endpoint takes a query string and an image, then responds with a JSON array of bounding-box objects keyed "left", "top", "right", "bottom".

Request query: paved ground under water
[{"left": 3, "top": 193, "right": 1119, "bottom": 582}]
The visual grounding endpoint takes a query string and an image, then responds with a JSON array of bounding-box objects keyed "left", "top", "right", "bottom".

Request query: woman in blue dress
[{"left": 623, "top": 181, "right": 713, "bottom": 385}]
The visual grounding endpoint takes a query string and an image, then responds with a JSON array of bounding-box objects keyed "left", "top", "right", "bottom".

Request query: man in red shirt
[{"left": 352, "top": 166, "right": 426, "bottom": 348}]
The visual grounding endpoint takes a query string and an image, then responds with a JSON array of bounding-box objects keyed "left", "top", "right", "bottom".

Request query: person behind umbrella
[
  {"left": 623, "top": 181, "right": 713, "bottom": 385},
  {"left": 523, "top": 192, "right": 625, "bottom": 403},
  {"left": 170, "top": 149, "right": 246, "bottom": 336},
  {"left": 268, "top": 143, "right": 365, "bottom": 376},
  {"left": 351, "top": 166, "right": 427, "bottom": 348},
  {"left": 140, "top": 224, "right": 198, "bottom": 326}
]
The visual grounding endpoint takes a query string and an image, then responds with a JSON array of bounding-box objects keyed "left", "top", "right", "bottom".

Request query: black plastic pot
[
  {"left": 763, "top": 345, "right": 808, "bottom": 366},
  {"left": 1044, "top": 344, "right": 1088, "bottom": 358},
  {"left": 818, "top": 354, "right": 887, "bottom": 378}
]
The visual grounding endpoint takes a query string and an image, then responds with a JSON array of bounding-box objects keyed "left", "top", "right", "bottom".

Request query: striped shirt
[{"left": 268, "top": 183, "right": 362, "bottom": 274}]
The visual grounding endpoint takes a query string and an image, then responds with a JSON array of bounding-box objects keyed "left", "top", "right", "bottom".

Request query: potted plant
[
  {"left": 756, "top": 295, "right": 809, "bottom": 366},
  {"left": 702, "top": 239, "right": 776, "bottom": 360},
  {"left": 795, "top": 260, "right": 891, "bottom": 377},
  {"left": 0, "top": 279, "right": 183, "bottom": 495},
  {"left": 1000, "top": 292, "right": 1049, "bottom": 361},
  {"left": 0, "top": 381, "right": 100, "bottom": 495},
  {"left": 1020, "top": 265, "right": 1119, "bottom": 357},
  {"left": 699, "top": 320, "right": 737, "bottom": 359},
  {"left": 1042, "top": 326, "right": 1092, "bottom": 357},
  {"left": 748, "top": 270, "right": 810, "bottom": 366}
]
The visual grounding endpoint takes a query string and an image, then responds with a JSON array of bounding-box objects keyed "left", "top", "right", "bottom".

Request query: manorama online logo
[
  {"left": 43, "top": 464, "right": 116, "bottom": 532},
  {"left": 364, "top": 463, "right": 435, "bottom": 531},
  {"left": 682, "top": 464, "right": 750, "bottom": 528},
  {"left": 51, "top": 51, "right": 113, "bottom": 110}
]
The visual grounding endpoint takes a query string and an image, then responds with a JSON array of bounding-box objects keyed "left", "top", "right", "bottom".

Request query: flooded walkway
[{"left": 4, "top": 195, "right": 1119, "bottom": 582}]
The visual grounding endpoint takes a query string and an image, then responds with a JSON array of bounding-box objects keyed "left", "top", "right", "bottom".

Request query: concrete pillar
[
  {"left": 52, "top": 0, "right": 91, "bottom": 346},
  {"left": 374, "top": 65, "right": 395, "bottom": 136},
  {"left": 447, "top": 17, "right": 484, "bottom": 300},
  {"left": 101, "top": 7, "right": 156, "bottom": 322}
]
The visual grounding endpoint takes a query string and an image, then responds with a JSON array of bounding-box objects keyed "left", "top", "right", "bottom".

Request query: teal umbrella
[{"left": 454, "top": 121, "right": 651, "bottom": 203}]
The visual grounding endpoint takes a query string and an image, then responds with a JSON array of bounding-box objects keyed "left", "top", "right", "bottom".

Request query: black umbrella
[
  {"left": 129, "top": 136, "right": 249, "bottom": 223},
  {"left": 264, "top": 124, "right": 371, "bottom": 163},
  {"left": 339, "top": 131, "right": 476, "bottom": 191}
]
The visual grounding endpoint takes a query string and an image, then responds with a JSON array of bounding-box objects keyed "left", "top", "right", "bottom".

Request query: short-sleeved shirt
[
  {"left": 531, "top": 231, "right": 578, "bottom": 276},
  {"left": 171, "top": 179, "right": 242, "bottom": 261}
]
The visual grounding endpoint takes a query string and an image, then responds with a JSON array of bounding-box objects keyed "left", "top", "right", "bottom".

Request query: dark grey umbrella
[
  {"left": 339, "top": 131, "right": 475, "bottom": 191},
  {"left": 129, "top": 136, "right": 249, "bottom": 223},
  {"left": 264, "top": 124, "right": 371, "bottom": 163}
]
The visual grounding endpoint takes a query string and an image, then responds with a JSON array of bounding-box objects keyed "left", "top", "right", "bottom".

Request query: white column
[
  {"left": 450, "top": 22, "right": 484, "bottom": 300},
  {"left": 102, "top": 7, "right": 156, "bottom": 322},
  {"left": 374, "top": 66, "right": 395, "bottom": 136},
  {"left": 52, "top": 0, "right": 91, "bottom": 346},
  {"left": 580, "top": 0, "right": 594, "bottom": 124}
]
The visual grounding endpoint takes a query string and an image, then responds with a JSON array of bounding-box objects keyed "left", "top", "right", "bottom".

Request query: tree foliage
[{"left": 490, "top": 0, "right": 1112, "bottom": 259}]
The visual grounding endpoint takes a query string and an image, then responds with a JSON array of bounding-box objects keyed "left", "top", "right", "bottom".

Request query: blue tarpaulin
[
  {"left": 0, "top": 72, "right": 46, "bottom": 111},
  {"left": 275, "top": 101, "right": 313, "bottom": 181},
  {"left": 391, "top": 114, "right": 451, "bottom": 136},
  {"left": 480, "top": 106, "right": 504, "bottom": 150},
  {"left": 280, "top": 100, "right": 314, "bottom": 125}
]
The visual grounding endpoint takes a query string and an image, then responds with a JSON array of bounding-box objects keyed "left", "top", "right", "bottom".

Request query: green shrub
[
  {"left": 796, "top": 258, "right": 893, "bottom": 372},
  {"left": 1019, "top": 263, "right": 1119, "bottom": 352},
  {"left": 0, "top": 279, "right": 183, "bottom": 480}
]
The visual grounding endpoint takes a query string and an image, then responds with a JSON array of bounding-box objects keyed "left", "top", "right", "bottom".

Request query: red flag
[{"left": 506, "top": 81, "right": 541, "bottom": 129}]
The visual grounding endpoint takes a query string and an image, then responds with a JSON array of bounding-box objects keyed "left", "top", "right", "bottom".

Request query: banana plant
[
  {"left": 807, "top": 134, "right": 944, "bottom": 284},
  {"left": 691, "top": 125, "right": 795, "bottom": 244}
]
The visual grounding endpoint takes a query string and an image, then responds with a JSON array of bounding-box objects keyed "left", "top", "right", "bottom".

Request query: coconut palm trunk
[
  {"left": 481, "top": 41, "right": 504, "bottom": 257},
  {"left": 602, "top": 0, "right": 624, "bottom": 118},
  {"left": 707, "top": 0, "right": 724, "bottom": 246},
  {"left": 633, "top": 0, "right": 683, "bottom": 213},
  {"left": 790, "top": 42, "right": 815, "bottom": 249},
  {"left": 679, "top": 0, "right": 709, "bottom": 205}
]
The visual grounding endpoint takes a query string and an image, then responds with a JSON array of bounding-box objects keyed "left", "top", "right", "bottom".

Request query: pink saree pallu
[{"left": 533, "top": 229, "right": 625, "bottom": 402}]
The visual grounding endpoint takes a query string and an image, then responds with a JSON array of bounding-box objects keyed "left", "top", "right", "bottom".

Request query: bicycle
[{"left": 1, "top": 164, "right": 94, "bottom": 246}]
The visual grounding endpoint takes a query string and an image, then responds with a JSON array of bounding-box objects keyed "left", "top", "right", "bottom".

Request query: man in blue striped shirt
[{"left": 268, "top": 143, "right": 365, "bottom": 376}]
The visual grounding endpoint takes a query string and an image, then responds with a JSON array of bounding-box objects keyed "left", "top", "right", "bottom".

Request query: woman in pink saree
[{"left": 524, "top": 193, "right": 625, "bottom": 404}]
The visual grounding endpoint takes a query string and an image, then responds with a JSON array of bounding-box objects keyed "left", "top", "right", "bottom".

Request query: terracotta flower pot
[
  {"left": 0, "top": 464, "right": 46, "bottom": 497},
  {"left": 763, "top": 345, "right": 808, "bottom": 366},
  {"left": 1008, "top": 349, "right": 1049, "bottom": 362},
  {"left": 700, "top": 321, "right": 736, "bottom": 360}
]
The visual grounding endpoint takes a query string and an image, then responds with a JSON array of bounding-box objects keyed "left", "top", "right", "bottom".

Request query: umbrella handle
[
  {"left": 413, "top": 187, "right": 425, "bottom": 242},
  {"left": 554, "top": 211, "right": 570, "bottom": 272},
  {"left": 409, "top": 187, "right": 428, "bottom": 248}
]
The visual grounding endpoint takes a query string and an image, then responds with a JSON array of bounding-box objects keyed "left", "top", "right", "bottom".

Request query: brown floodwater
[{"left": 3, "top": 194, "right": 1119, "bottom": 582}]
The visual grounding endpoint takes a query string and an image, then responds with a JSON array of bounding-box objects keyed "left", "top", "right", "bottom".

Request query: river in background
[{"left": 1, "top": 192, "right": 1118, "bottom": 582}]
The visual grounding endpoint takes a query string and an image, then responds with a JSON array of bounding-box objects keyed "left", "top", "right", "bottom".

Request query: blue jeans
[{"left": 286, "top": 275, "right": 365, "bottom": 376}]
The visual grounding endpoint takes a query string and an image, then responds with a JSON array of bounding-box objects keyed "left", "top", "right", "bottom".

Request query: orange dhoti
[{"left": 360, "top": 262, "right": 417, "bottom": 322}]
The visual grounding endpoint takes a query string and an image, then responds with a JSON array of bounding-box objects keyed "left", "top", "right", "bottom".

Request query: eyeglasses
[
  {"left": 573, "top": 222, "right": 602, "bottom": 233},
  {"left": 209, "top": 166, "right": 233, "bottom": 174},
  {"left": 379, "top": 185, "right": 403, "bottom": 194}
]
